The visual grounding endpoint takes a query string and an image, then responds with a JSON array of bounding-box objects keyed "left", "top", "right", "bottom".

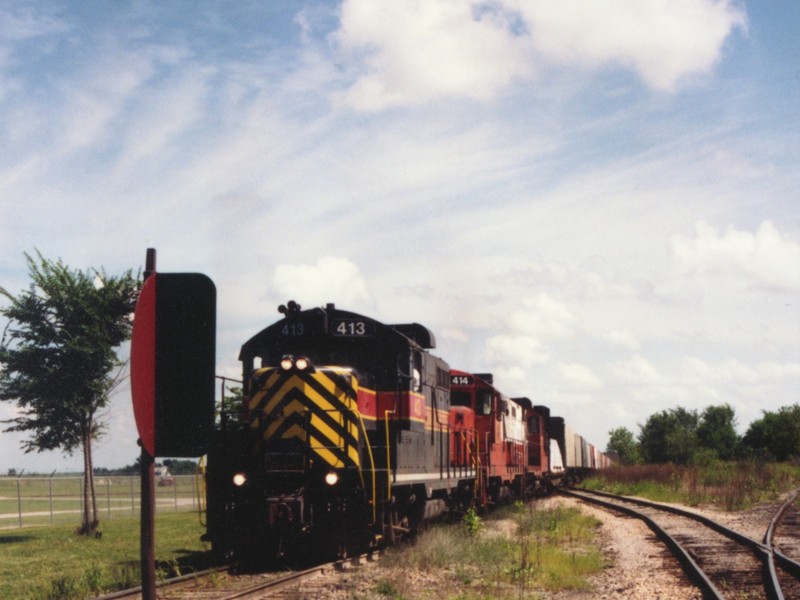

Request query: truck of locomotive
[{"left": 204, "top": 301, "right": 606, "bottom": 562}]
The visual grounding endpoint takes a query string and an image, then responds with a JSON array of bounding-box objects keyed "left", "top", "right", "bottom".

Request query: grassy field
[
  {"left": 582, "top": 460, "right": 800, "bottom": 510},
  {"left": 0, "top": 513, "right": 211, "bottom": 600}
]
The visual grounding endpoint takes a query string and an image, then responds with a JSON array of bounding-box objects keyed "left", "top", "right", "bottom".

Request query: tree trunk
[
  {"left": 78, "top": 422, "right": 99, "bottom": 535},
  {"left": 88, "top": 430, "right": 98, "bottom": 527},
  {"left": 80, "top": 432, "right": 92, "bottom": 534}
]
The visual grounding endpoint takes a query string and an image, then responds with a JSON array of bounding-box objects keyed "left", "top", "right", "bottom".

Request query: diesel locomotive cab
[{"left": 206, "top": 301, "right": 453, "bottom": 562}]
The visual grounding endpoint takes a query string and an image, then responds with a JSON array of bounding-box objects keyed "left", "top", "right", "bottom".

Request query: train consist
[{"left": 204, "top": 302, "right": 610, "bottom": 561}]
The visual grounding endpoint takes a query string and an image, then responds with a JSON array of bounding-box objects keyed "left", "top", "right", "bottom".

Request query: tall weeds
[
  {"left": 375, "top": 502, "right": 603, "bottom": 599},
  {"left": 584, "top": 459, "right": 800, "bottom": 509}
]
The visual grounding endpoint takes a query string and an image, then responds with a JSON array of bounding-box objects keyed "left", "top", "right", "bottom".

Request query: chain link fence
[{"left": 0, "top": 474, "right": 203, "bottom": 528}]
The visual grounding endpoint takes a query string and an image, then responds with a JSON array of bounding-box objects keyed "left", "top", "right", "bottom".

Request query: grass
[
  {"left": 581, "top": 460, "right": 800, "bottom": 510},
  {"left": 362, "top": 501, "right": 604, "bottom": 600},
  {"left": 0, "top": 512, "right": 211, "bottom": 599}
]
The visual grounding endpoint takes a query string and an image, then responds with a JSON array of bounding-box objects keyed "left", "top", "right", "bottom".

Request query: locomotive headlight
[
  {"left": 324, "top": 471, "right": 339, "bottom": 486},
  {"left": 295, "top": 356, "right": 310, "bottom": 371},
  {"left": 280, "top": 356, "right": 294, "bottom": 371},
  {"left": 232, "top": 472, "right": 247, "bottom": 487}
]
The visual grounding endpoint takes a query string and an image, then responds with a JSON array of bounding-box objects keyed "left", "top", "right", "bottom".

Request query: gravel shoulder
[{"left": 543, "top": 495, "right": 701, "bottom": 599}]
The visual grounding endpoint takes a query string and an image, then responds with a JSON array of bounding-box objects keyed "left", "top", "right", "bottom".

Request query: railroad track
[
  {"left": 92, "top": 552, "right": 381, "bottom": 599},
  {"left": 563, "top": 487, "right": 800, "bottom": 600},
  {"left": 765, "top": 490, "right": 800, "bottom": 599}
]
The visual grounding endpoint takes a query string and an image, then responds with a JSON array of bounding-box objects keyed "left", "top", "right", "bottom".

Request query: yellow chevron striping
[
  {"left": 263, "top": 376, "right": 340, "bottom": 417},
  {"left": 249, "top": 369, "right": 285, "bottom": 411},
  {"left": 280, "top": 423, "right": 309, "bottom": 444},
  {"left": 308, "top": 433, "right": 345, "bottom": 468},
  {"left": 263, "top": 398, "right": 308, "bottom": 440},
  {"left": 313, "top": 369, "right": 358, "bottom": 411},
  {"left": 250, "top": 367, "right": 365, "bottom": 468}
]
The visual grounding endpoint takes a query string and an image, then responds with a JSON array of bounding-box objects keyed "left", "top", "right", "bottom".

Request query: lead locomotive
[{"left": 205, "top": 301, "right": 471, "bottom": 560}]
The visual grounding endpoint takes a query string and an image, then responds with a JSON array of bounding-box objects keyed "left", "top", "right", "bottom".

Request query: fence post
[
  {"left": 107, "top": 479, "right": 111, "bottom": 520},
  {"left": 130, "top": 476, "right": 135, "bottom": 516},
  {"left": 16, "top": 478, "right": 22, "bottom": 528},
  {"left": 49, "top": 478, "right": 54, "bottom": 525}
]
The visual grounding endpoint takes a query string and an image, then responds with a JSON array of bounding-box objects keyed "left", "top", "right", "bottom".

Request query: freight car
[{"left": 204, "top": 301, "right": 608, "bottom": 562}]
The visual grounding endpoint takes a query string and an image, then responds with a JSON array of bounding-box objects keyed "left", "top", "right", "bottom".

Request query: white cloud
[
  {"left": 682, "top": 356, "right": 800, "bottom": 387},
  {"left": 334, "top": 0, "right": 746, "bottom": 110},
  {"left": 604, "top": 330, "right": 641, "bottom": 351},
  {"left": 270, "top": 257, "right": 373, "bottom": 310},
  {"left": 558, "top": 362, "right": 603, "bottom": 390},
  {"left": 670, "top": 220, "right": 800, "bottom": 291},
  {"left": 441, "top": 327, "right": 469, "bottom": 344},
  {"left": 518, "top": 0, "right": 746, "bottom": 91},
  {"left": 609, "top": 354, "right": 664, "bottom": 385},
  {"left": 485, "top": 334, "right": 550, "bottom": 371},
  {"left": 335, "top": 0, "right": 533, "bottom": 110},
  {"left": 506, "top": 293, "right": 576, "bottom": 339}
]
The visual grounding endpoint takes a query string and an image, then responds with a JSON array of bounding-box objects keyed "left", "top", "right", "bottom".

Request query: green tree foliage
[
  {"left": 217, "top": 384, "right": 244, "bottom": 433},
  {"left": 742, "top": 404, "right": 800, "bottom": 461},
  {"left": 696, "top": 404, "right": 740, "bottom": 460},
  {"left": 638, "top": 407, "right": 699, "bottom": 465},
  {"left": 162, "top": 459, "right": 199, "bottom": 475},
  {"left": 606, "top": 427, "right": 641, "bottom": 465},
  {"left": 0, "top": 251, "right": 139, "bottom": 534}
]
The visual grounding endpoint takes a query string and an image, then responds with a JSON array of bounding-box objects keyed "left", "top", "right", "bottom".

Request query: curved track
[
  {"left": 563, "top": 487, "right": 800, "bottom": 599},
  {"left": 764, "top": 490, "right": 800, "bottom": 599}
]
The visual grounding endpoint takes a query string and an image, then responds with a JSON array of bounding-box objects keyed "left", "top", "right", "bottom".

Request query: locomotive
[{"left": 204, "top": 301, "right": 608, "bottom": 561}]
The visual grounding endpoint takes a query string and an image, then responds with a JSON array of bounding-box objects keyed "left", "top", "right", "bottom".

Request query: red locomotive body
[{"left": 449, "top": 370, "right": 549, "bottom": 504}]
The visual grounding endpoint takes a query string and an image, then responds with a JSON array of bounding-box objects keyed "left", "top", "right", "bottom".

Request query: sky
[{"left": 0, "top": 0, "right": 798, "bottom": 473}]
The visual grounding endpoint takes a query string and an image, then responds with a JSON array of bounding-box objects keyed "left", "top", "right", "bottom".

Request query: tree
[
  {"left": 217, "top": 385, "right": 243, "bottom": 433},
  {"left": 638, "top": 407, "right": 699, "bottom": 465},
  {"left": 606, "top": 426, "right": 641, "bottom": 465},
  {"left": 742, "top": 404, "right": 800, "bottom": 461},
  {"left": 162, "top": 459, "right": 199, "bottom": 475},
  {"left": 0, "top": 251, "right": 139, "bottom": 534},
  {"left": 696, "top": 404, "right": 739, "bottom": 460}
]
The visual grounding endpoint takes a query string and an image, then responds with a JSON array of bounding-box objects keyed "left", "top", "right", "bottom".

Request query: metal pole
[
  {"left": 140, "top": 248, "right": 157, "bottom": 600},
  {"left": 141, "top": 446, "right": 156, "bottom": 600}
]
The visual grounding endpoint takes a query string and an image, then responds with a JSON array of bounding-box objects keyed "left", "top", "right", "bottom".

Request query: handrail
[
  {"left": 195, "top": 456, "right": 207, "bottom": 526},
  {"left": 384, "top": 410, "right": 394, "bottom": 501},
  {"left": 355, "top": 409, "right": 377, "bottom": 524}
]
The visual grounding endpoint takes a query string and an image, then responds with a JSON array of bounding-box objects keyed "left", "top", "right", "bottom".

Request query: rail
[{"left": 563, "top": 487, "right": 790, "bottom": 600}]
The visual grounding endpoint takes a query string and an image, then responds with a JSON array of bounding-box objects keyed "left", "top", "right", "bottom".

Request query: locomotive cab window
[
  {"left": 528, "top": 416, "right": 539, "bottom": 433},
  {"left": 478, "top": 390, "right": 491, "bottom": 416},
  {"left": 412, "top": 352, "right": 423, "bottom": 392},
  {"left": 451, "top": 390, "right": 472, "bottom": 408}
]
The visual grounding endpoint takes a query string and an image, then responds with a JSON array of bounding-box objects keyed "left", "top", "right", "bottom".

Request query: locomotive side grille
[{"left": 249, "top": 367, "right": 361, "bottom": 469}]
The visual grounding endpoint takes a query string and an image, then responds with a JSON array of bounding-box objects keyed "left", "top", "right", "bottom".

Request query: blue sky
[{"left": 1, "top": 0, "right": 798, "bottom": 472}]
